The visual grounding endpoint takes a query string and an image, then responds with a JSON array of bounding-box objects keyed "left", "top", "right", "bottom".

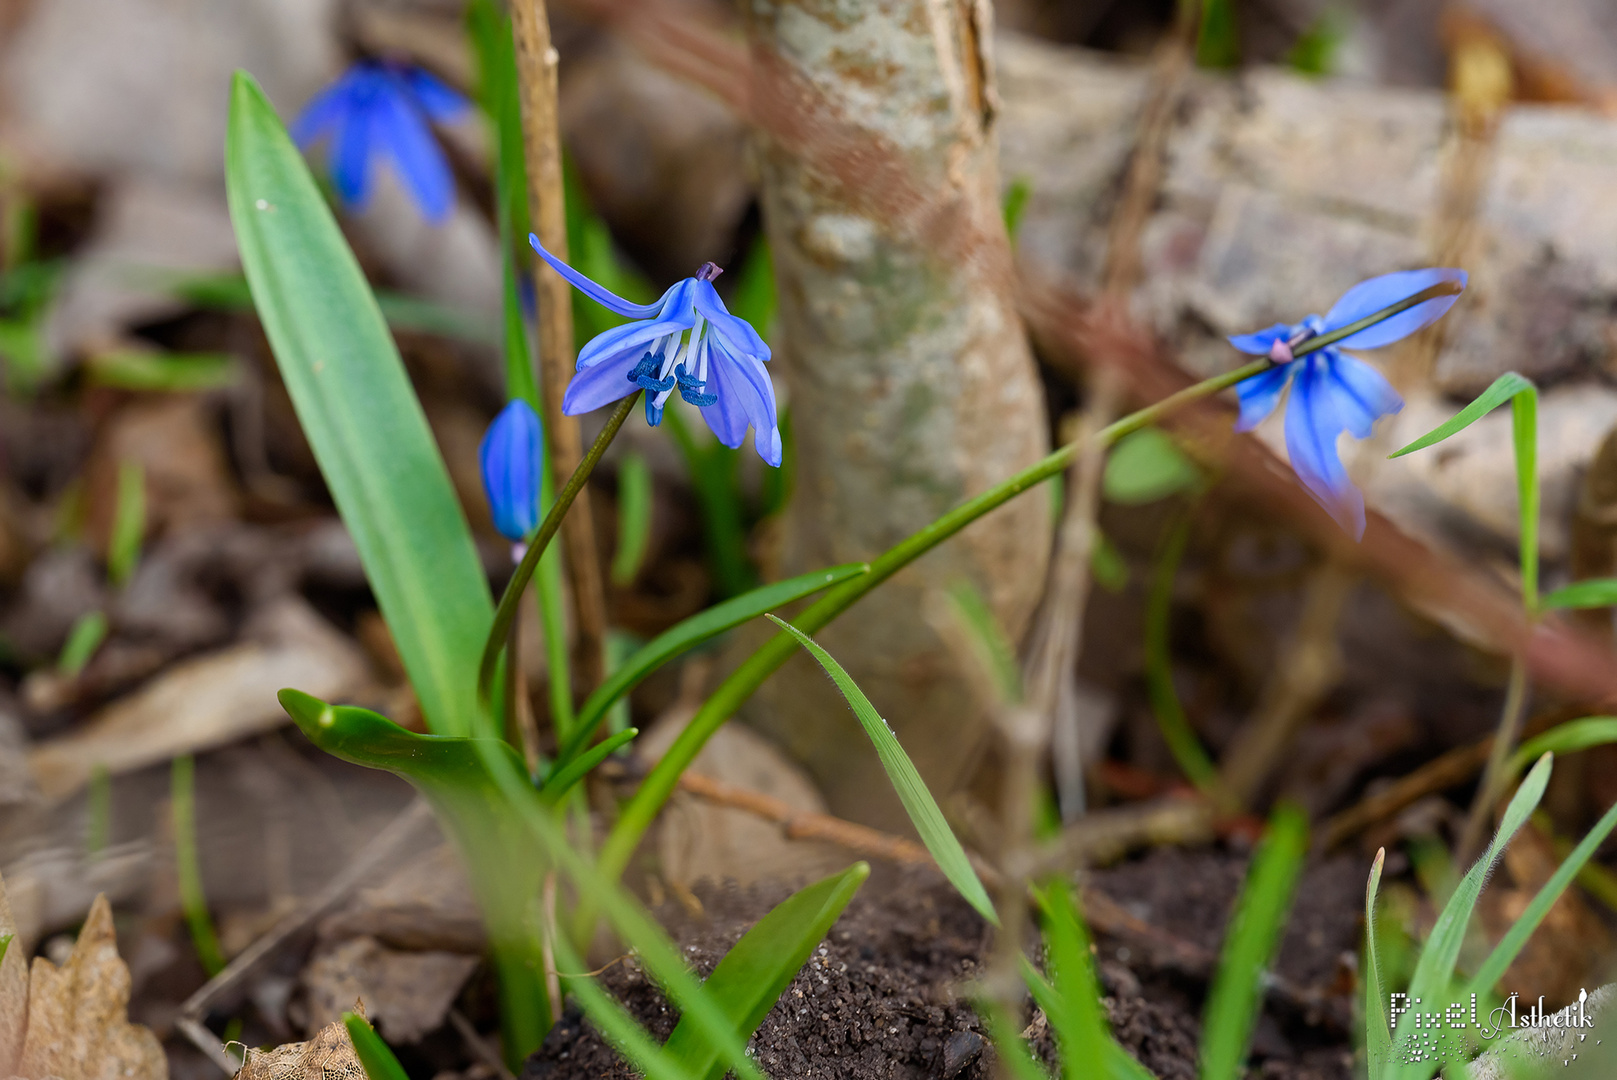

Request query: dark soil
[{"left": 521, "top": 848, "right": 1365, "bottom": 1080}]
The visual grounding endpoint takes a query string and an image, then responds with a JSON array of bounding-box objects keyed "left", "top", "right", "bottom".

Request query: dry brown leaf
[
  {"left": 236, "top": 1015, "right": 366, "bottom": 1080},
  {"left": 0, "top": 871, "right": 27, "bottom": 1075},
  {"left": 300, "top": 936, "right": 477, "bottom": 1044},
  {"left": 15, "top": 893, "right": 165, "bottom": 1080},
  {"left": 29, "top": 597, "right": 371, "bottom": 802}
]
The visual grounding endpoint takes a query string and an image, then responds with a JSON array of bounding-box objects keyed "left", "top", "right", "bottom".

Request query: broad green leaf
[
  {"left": 1092, "top": 531, "right": 1129, "bottom": 592},
  {"left": 1395, "top": 753, "right": 1553, "bottom": 1073},
  {"left": 1509, "top": 717, "right": 1617, "bottom": 781},
  {"left": 1466, "top": 798, "right": 1617, "bottom": 998},
  {"left": 611, "top": 451, "right": 653, "bottom": 586},
  {"left": 559, "top": 564, "right": 869, "bottom": 767},
  {"left": 1104, "top": 427, "right": 1201, "bottom": 505},
  {"left": 944, "top": 579, "right": 1022, "bottom": 704},
  {"left": 1037, "top": 881, "right": 1108, "bottom": 1080},
  {"left": 1364, "top": 849, "right": 1391, "bottom": 1080},
  {"left": 1200, "top": 802, "right": 1308, "bottom": 1080},
  {"left": 344, "top": 1013, "right": 410, "bottom": 1080},
  {"left": 1541, "top": 578, "right": 1617, "bottom": 610},
  {"left": 766, "top": 614, "right": 998, "bottom": 924},
  {"left": 226, "top": 72, "right": 491, "bottom": 735},
  {"left": 664, "top": 862, "right": 869, "bottom": 1080}
]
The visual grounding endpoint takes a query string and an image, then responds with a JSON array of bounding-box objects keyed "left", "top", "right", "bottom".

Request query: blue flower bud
[{"left": 479, "top": 400, "right": 545, "bottom": 541}]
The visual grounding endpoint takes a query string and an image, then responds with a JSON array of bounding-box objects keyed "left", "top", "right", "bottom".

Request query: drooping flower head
[
  {"left": 529, "top": 235, "right": 782, "bottom": 467},
  {"left": 1231, "top": 268, "right": 1467, "bottom": 540},
  {"left": 292, "top": 61, "right": 468, "bottom": 224},
  {"left": 480, "top": 399, "right": 545, "bottom": 542}
]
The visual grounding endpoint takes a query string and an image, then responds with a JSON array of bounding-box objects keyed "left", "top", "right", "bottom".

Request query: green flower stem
[
  {"left": 592, "top": 356, "right": 1271, "bottom": 891},
  {"left": 587, "top": 281, "right": 1456, "bottom": 894},
  {"left": 478, "top": 391, "right": 641, "bottom": 712}
]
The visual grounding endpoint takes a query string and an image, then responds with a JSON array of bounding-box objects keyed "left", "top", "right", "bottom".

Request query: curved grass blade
[
  {"left": 1200, "top": 802, "right": 1308, "bottom": 1080},
  {"left": 1509, "top": 717, "right": 1617, "bottom": 781},
  {"left": 1364, "top": 848, "right": 1391, "bottom": 1080},
  {"left": 765, "top": 614, "right": 998, "bottom": 925},
  {"left": 1465, "top": 797, "right": 1617, "bottom": 999},
  {"left": 551, "top": 932, "right": 700, "bottom": 1080},
  {"left": 1396, "top": 753, "right": 1553, "bottom": 1067},
  {"left": 540, "top": 727, "right": 637, "bottom": 806},
  {"left": 1541, "top": 578, "right": 1617, "bottom": 610},
  {"left": 1145, "top": 513, "right": 1221, "bottom": 794},
  {"left": 344, "top": 1013, "right": 410, "bottom": 1080},
  {"left": 1389, "top": 372, "right": 1539, "bottom": 607},
  {"left": 226, "top": 72, "right": 491, "bottom": 736},
  {"left": 663, "top": 862, "right": 869, "bottom": 1080},
  {"left": 611, "top": 451, "right": 653, "bottom": 586},
  {"left": 558, "top": 564, "right": 869, "bottom": 767},
  {"left": 983, "top": 997, "right": 1054, "bottom": 1080},
  {"left": 1036, "top": 880, "right": 1107, "bottom": 1080},
  {"left": 943, "top": 580, "right": 1022, "bottom": 703}
]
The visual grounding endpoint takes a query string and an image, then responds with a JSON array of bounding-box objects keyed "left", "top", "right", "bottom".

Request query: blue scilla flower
[
  {"left": 480, "top": 399, "right": 545, "bottom": 542},
  {"left": 529, "top": 235, "right": 783, "bottom": 467},
  {"left": 1231, "top": 268, "right": 1467, "bottom": 540},
  {"left": 292, "top": 61, "right": 468, "bottom": 225}
]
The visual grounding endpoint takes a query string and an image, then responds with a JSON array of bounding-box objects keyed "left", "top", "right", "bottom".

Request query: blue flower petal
[
  {"left": 563, "top": 351, "right": 646, "bottom": 415},
  {"left": 693, "top": 280, "right": 770, "bottom": 361},
  {"left": 1318, "top": 349, "right": 1402, "bottom": 439},
  {"left": 291, "top": 76, "right": 357, "bottom": 146},
  {"left": 400, "top": 67, "right": 468, "bottom": 122},
  {"left": 479, "top": 400, "right": 545, "bottom": 541},
  {"left": 1227, "top": 323, "right": 1295, "bottom": 356},
  {"left": 1233, "top": 364, "right": 1294, "bottom": 432},
  {"left": 700, "top": 337, "right": 782, "bottom": 466},
  {"left": 330, "top": 97, "right": 376, "bottom": 210},
  {"left": 576, "top": 311, "right": 693, "bottom": 373},
  {"left": 1323, "top": 268, "right": 1467, "bottom": 350},
  {"left": 529, "top": 236, "right": 673, "bottom": 319},
  {"left": 375, "top": 87, "right": 455, "bottom": 223},
  {"left": 1284, "top": 356, "right": 1366, "bottom": 539}
]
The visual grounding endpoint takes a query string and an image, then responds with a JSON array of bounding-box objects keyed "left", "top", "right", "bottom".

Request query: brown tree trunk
[{"left": 744, "top": 0, "right": 1051, "bottom": 830}]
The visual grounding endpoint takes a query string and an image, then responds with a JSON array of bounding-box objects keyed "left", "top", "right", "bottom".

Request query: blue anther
[
  {"left": 674, "top": 363, "right": 717, "bottom": 407},
  {"left": 627, "top": 352, "right": 675, "bottom": 393}
]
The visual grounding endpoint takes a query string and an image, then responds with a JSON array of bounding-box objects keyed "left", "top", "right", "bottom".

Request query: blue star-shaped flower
[
  {"left": 292, "top": 61, "right": 468, "bottom": 225},
  {"left": 1231, "top": 268, "right": 1467, "bottom": 539},
  {"left": 530, "top": 235, "right": 782, "bottom": 467}
]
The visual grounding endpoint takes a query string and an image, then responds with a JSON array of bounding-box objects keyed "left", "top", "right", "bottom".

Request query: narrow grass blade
[
  {"left": 1002, "top": 176, "right": 1033, "bottom": 242},
  {"left": 1145, "top": 514, "right": 1220, "bottom": 793},
  {"left": 540, "top": 728, "right": 637, "bottom": 805},
  {"left": 1512, "top": 386, "right": 1539, "bottom": 608},
  {"left": 1466, "top": 798, "right": 1617, "bottom": 998},
  {"left": 766, "top": 614, "right": 998, "bottom": 924},
  {"left": 983, "top": 1000, "right": 1054, "bottom": 1080},
  {"left": 1389, "top": 373, "right": 1535, "bottom": 459},
  {"left": 1509, "top": 717, "right": 1617, "bottom": 781},
  {"left": 107, "top": 461, "right": 146, "bottom": 586},
  {"left": 1541, "top": 579, "right": 1617, "bottom": 610},
  {"left": 1200, "top": 802, "right": 1308, "bottom": 1080},
  {"left": 57, "top": 610, "right": 107, "bottom": 676},
  {"left": 343, "top": 1013, "right": 410, "bottom": 1080},
  {"left": 944, "top": 579, "right": 1022, "bottom": 703},
  {"left": 226, "top": 72, "right": 491, "bottom": 736},
  {"left": 1364, "top": 848, "right": 1391, "bottom": 1080},
  {"left": 171, "top": 755, "right": 225, "bottom": 976},
  {"left": 86, "top": 350, "right": 239, "bottom": 392},
  {"left": 664, "top": 863, "right": 869, "bottom": 1080},
  {"left": 1037, "top": 880, "right": 1108, "bottom": 1080},
  {"left": 1399, "top": 753, "right": 1553, "bottom": 1048},
  {"left": 666, "top": 407, "right": 755, "bottom": 598},
  {"left": 551, "top": 932, "right": 700, "bottom": 1080},
  {"left": 85, "top": 764, "right": 111, "bottom": 856},
  {"left": 559, "top": 564, "right": 869, "bottom": 766},
  {"left": 611, "top": 451, "right": 653, "bottom": 586}
]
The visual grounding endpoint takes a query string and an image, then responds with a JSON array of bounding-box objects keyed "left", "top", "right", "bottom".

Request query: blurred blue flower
[
  {"left": 480, "top": 399, "right": 545, "bottom": 542},
  {"left": 529, "top": 235, "right": 782, "bottom": 467},
  {"left": 292, "top": 61, "right": 468, "bottom": 224},
  {"left": 1231, "top": 268, "right": 1467, "bottom": 540}
]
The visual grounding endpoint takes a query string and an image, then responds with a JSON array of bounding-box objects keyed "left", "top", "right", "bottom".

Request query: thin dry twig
[{"left": 512, "top": 0, "right": 608, "bottom": 690}]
